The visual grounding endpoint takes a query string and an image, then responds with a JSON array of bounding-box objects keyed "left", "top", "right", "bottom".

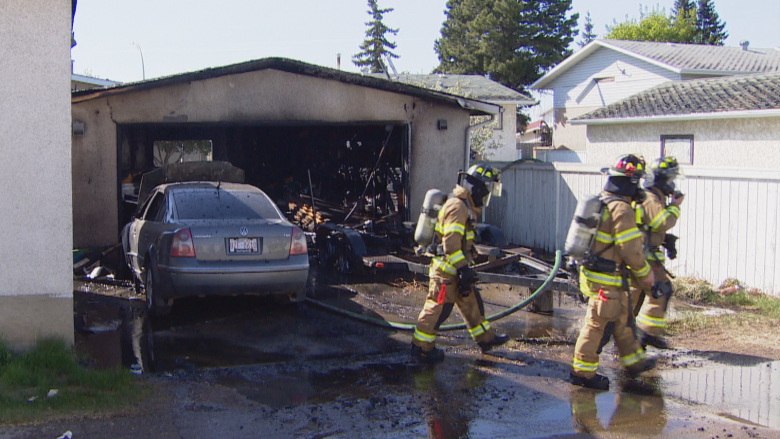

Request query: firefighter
[
  {"left": 633, "top": 156, "right": 685, "bottom": 349},
  {"left": 411, "top": 163, "right": 509, "bottom": 362},
  {"left": 571, "top": 154, "right": 657, "bottom": 390}
]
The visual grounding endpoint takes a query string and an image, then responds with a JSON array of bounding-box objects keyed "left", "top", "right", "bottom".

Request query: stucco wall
[
  {"left": 585, "top": 117, "right": 780, "bottom": 168},
  {"left": 552, "top": 107, "right": 599, "bottom": 151},
  {"left": 0, "top": 1, "right": 74, "bottom": 348},
  {"left": 72, "top": 69, "right": 472, "bottom": 247}
]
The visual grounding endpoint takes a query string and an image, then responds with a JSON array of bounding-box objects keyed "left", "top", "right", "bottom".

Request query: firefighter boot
[
  {"left": 637, "top": 329, "right": 671, "bottom": 350},
  {"left": 478, "top": 333, "right": 510, "bottom": 353},
  {"left": 626, "top": 356, "right": 658, "bottom": 377},
  {"left": 411, "top": 344, "right": 445, "bottom": 364},
  {"left": 569, "top": 372, "right": 610, "bottom": 391}
]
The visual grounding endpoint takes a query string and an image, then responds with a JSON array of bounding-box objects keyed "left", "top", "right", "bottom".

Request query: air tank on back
[
  {"left": 414, "top": 189, "right": 448, "bottom": 245},
  {"left": 564, "top": 194, "right": 603, "bottom": 259}
]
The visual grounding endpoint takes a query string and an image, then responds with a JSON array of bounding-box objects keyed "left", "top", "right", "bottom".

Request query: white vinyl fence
[{"left": 485, "top": 162, "right": 780, "bottom": 296}]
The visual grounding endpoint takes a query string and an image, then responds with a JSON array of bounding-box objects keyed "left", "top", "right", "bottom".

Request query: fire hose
[{"left": 305, "top": 250, "right": 563, "bottom": 331}]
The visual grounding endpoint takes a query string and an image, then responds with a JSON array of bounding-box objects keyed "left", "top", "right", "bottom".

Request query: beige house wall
[
  {"left": 552, "top": 106, "right": 600, "bottom": 151},
  {"left": 585, "top": 117, "right": 780, "bottom": 168},
  {"left": 72, "top": 69, "right": 472, "bottom": 247},
  {"left": 0, "top": 1, "right": 74, "bottom": 348}
]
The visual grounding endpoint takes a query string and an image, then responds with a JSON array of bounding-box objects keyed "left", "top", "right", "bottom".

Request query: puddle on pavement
[{"left": 662, "top": 356, "right": 780, "bottom": 429}]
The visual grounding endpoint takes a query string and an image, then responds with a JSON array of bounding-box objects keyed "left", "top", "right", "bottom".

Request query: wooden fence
[{"left": 484, "top": 162, "right": 780, "bottom": 296}]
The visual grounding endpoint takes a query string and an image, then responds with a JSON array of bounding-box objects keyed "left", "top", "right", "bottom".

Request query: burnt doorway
[{"left": 117, "top": 122, "right": 410, "bottom": 231}]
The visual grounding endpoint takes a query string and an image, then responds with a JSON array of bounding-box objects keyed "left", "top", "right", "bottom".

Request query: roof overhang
[{"left": 571, "top": 108, "right": 780, "bottom": 125}]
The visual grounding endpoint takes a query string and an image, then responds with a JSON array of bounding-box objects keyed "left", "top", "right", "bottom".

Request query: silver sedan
[{"left": 122, "top": 182, "right": 309, "bottom": 316}]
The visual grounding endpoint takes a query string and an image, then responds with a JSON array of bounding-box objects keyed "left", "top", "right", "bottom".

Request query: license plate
[{"left": 228, "top": 237, "right": 260, "bottom": 254}]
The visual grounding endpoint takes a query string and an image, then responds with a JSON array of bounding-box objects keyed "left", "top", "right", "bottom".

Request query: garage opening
[{"left": 117, "top": 122, "right": 410, "bottom": 233}]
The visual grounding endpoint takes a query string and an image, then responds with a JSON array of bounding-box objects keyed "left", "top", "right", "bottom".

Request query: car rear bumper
[{"left": 157, "top": 262, "right": 309, "bottom": 298}]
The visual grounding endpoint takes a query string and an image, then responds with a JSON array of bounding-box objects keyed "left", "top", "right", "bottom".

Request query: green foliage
[
  {"left": 695, "top": 0, "right": 728, "bottom": 45},
  {"left": 352, "top": 0, "right": 399, "bottom": 73},
  {"left": 606, "top": 6, "right": 697, "bottom": 43},
  {"left": 672, "top": 0, "right": 696, "bottom": 17},
  {"left": 578, "top": 11, "right": 597, "bottom": 48},
  {"left": 0, "top": 337, "right": 142, "bottom": 424},
  {"left": 434, "top": 0, "right": 579, "bottom": 93}
]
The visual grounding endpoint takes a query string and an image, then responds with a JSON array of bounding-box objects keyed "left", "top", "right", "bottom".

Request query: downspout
[
  {"left": 457, "top": 98, "right": 502, "bottom": 170},
  {"left": 463, "top": 109, "right": 500, "bottom": 170}
]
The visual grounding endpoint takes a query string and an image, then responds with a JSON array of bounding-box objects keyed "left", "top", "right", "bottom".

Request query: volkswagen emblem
[{"left": 239, "top": 226, "right": 249, "bottom": 236}]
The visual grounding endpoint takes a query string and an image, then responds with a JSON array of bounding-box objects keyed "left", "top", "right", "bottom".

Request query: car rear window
[{"left": 173, "top": 189, "right": 283, "bottom": 220}]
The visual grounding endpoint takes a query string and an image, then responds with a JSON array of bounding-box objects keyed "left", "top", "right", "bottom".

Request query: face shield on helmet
[
  {"left": 604, "top": 154, "right": 646, "bottom": 184},
  {"left": 645, "top": 156, "right": 684, "bottom": 194},
  {"left": 459, "top": 163, "right": 502, "bottom": 208}
]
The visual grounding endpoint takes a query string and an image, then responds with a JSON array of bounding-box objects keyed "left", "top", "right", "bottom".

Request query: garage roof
[
  {"left": 71, "top": 57, "right": 499, "bottom": 115},
  {"left": 369, "top": 73, "right": 535, "bottom": 105}
]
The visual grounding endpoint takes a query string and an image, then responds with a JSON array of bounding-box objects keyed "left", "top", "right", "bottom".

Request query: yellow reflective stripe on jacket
[
  {"left": 572, "top": 358, "right": 599, "bottom": 373},
  {"left": 647, "top": 249, "right": 666, "bottom": 262},
  {"left": 630, "top": 260, "right": 651, "bottom": 278},
  {"left": 581, "top": 267, "right": 623, "bottom": 287},
  {"left": 430, "top": 257, "right": 457, "bottom": 276},
  {"left": 595, "top": 230, "right": 614, "bottom": 244},
  {"left": 448, "top": 250, "right": 466, "bottom": 266},
  {"left": 621, "top": 349, "right": 646, "bottom": 367},
  {"left": 637, "top": 313, "right": 666, "bottom": 329},
  {"left": 614, "top": 227, "right": 642, "bottom": 245},
  {"left": 435, "top": 223, "right": 443, "bottom": 234},
  {"left": 635, "top": 205, "right": 644, "bottom": 226},
  {"left": 413, "top": 328, "right": 436, "bottom": 343},
  {"left": 649, "top": 206, "right": 679, "bottom": 232},
  {"left": 468, "top": 320, "right": 491, "bottom": 338},
  {"left": 443, "top": 223, "right": 466, "bottom": 236},
  {"left": 466, "top": 231, "right": 475, "bottom": 241}
]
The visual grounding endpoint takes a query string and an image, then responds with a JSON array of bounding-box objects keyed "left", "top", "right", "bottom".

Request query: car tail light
[
  {"left": 289, "top": 227, "right": 307, "bottom": 256},
  {"left": 171, "top": 228, "right": 196, "bottom": 258}
]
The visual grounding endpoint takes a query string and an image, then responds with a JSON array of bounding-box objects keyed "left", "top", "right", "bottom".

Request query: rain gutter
[{"left": 571, "top": 108, "right": 780, "bottom": 125}]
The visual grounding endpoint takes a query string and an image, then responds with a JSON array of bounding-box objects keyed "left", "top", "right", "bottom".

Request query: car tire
[{"left": 145, "top": 266, "right": 172, "bottom": 317}]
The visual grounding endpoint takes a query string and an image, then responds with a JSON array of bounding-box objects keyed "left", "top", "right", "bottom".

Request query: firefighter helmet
[
  {"left": 459, "top": 163, "right": 502, "bottom": 207},
  {"left": 645, "top": 156, "right": 683, "bottom": 195},
  {"left": 605, "top": 154, "right": 646, "bottom": 183}
]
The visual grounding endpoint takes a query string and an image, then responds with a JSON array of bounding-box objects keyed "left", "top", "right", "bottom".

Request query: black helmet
[
  {"left": 604, "top": 154, "right": 646, "bottom": 184},
  {"left": 644, "top": 156, "right": 683, "bottom": 195},
  {"left": 458, "top": 163, "right": 502, "bottom": 207}
]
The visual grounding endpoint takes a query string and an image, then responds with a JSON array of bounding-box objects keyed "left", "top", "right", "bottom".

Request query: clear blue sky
[{"left": 72, "top": 0, "right": 780, "bottom": 84}]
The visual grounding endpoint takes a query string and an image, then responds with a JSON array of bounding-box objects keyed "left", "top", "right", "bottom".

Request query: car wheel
[{"left": 144, "top": 266, "right": 172, "bottom": 317}]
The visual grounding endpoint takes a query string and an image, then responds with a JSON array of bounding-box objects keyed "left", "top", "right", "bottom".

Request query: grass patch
[
  {"left": 672, "top": 277, "right": 780, "bottom": 318},
  {"left": 0, "top": 337, "right": 146, "bottom": 424}
]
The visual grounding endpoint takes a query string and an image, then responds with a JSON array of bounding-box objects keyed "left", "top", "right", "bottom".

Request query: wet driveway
[{"left": 63, "top": 268, "right": 780, "bottom": 438}]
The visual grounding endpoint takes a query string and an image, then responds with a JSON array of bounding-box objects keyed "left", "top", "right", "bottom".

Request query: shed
[{"left": 71, "top": 58, "right": 499, "bottom": 248}]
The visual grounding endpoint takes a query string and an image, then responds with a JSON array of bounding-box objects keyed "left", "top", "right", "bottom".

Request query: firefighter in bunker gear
[
  {"left": 633, "top": 156, "right": 685, "bottom": 350},
  {"left": 571, "top": 154, "right": 657, "bottom": 390},
  {"left": 412, "top": 164, "right": 508, "bottom": 362}
]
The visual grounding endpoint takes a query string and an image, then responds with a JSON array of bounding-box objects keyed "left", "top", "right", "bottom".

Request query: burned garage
[{"left": 70, "top": 58, "right": 499, "bottom": 249}]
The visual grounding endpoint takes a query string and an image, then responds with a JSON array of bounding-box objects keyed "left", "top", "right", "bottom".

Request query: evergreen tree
[
  {"left": 434, "top": 0, "right": 579, "bottom": 93},
  {"left": 352, "top": 0, "right": 399, "bottom": 73},
  {"left": 696, "top": 0, "right": 728, "bottom": 45},
  {"left": 672, "top": 0, "right": 696, "bottom": 17},
  {"left": 578, "top": 11, "right": 597, "bottom": 47}
]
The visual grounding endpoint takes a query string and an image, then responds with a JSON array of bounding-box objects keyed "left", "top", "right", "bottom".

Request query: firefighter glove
[{"left": 663, "top": 233, "right": 678, "bottom": 260}]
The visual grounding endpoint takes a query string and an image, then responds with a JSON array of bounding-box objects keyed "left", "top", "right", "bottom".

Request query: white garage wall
[{"left": 485, "top": 162, "right": 780, "bottom": 296}]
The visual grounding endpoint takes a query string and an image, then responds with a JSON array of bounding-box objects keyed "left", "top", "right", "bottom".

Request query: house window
[{"left": 661, "top": 135, "right": 693, "bottom": 164}]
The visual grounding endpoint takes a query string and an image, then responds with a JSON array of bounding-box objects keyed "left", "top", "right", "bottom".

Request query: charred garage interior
[{"left": 71, "top": 57, "right": 499, "bottom": 253}]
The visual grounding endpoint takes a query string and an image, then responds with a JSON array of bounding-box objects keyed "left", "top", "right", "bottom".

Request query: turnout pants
[
  {"left": 412, "top": 277, "right": 495, "bottom": 351},
  {"left": 572, "top": 285, "right": 645, "bottom": 379},
  {"left": 635, "top": 260, "right": 672, "bottom": 337}
]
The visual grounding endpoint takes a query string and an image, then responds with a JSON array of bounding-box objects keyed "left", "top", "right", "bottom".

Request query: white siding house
[{"left": 531, "top": 40, "right": 780, "bottom": 158}]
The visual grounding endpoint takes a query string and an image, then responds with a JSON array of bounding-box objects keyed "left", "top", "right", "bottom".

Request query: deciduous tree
[{"left": 605, "top": 5, "right": 696, "bottom": 43}]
